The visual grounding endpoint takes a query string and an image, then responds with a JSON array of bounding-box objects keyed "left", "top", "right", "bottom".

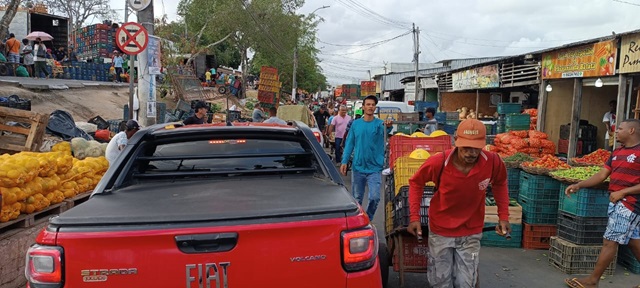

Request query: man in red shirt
[
  {"left": 407, "top": 119, "right": 511, "bottom": 288},
  {"left": 564, "top": 119, "right": 640, "bottom": 288}
]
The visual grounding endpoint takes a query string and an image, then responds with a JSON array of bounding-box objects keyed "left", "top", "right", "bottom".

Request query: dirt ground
[
  {"left": 1, "top": 84, "right": 130, "bottom": 122},
  {"left": 1, "top": 83, "right": 260, "bottom": 122}
]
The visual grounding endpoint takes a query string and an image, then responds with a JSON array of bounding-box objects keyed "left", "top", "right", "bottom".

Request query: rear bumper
[{"left": 347, "top": 260, "right": 383, "bottom": 288}]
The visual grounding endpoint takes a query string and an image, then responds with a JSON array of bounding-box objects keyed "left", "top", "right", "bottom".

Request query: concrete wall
[
  {"left": 0, "top": 11, "right": 28, "bottom": 41},
  {"left": 543, "top": 80, "right": 618, "bottom": 150},
  {"left": 0, "top": 220, "right": 47, "bottom": 288},
  {"left": 441, "top": 92, "right": 497, "bottom": 116}
]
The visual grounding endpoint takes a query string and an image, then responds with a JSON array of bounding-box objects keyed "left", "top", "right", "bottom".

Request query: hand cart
[{"left": 382, "top": 120, "right": 511, "bottom": 287}]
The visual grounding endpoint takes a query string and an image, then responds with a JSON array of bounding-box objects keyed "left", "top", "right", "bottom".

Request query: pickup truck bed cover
[{"left": 51, "top": 175, "right": 357, "bottom": 226}]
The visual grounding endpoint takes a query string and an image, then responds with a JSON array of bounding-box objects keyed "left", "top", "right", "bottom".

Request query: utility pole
[
  {"left": 137, "top": 1, "right": 155, "bottom": 126},
  {"left": 291, "top": 46, "right": 298, "bottom": 103},
  {"left": 124, "top": 1, "right": 135, "bottom": 121},
  {"left": 413, "top": 23, "right": 421, "bottom": 102}
]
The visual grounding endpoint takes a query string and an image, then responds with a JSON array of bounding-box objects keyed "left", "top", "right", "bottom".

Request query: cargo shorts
[
  {"left": 427, "top": 231, "right": 482, "bottom": 288},
  {"left": 604, "top": 202, "right": 640, "bottom": 245}
]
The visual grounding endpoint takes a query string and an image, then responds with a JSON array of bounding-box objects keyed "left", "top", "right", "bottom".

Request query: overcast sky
[{"left": 111, "top": 0, "right": 640, "bottom": 85}]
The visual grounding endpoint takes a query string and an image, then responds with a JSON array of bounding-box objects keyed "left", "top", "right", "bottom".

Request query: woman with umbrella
[{"left": 26, "top": 32, "right": 53, "bottom": 78}]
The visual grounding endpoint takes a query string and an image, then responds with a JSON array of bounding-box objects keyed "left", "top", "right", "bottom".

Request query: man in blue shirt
[{"left": 340, "top": 95, "right": 392, "bottom": 220}]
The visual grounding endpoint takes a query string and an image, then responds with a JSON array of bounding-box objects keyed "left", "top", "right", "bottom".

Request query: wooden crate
[
  {"left": 0, "top": 106, "right": 49, "bottom": 153},
  {"left": 485, "top": 203, "right": 522, "bottom": 224},
  {"left": 0, "top": 202, "right": 69, "bottom": 236}
]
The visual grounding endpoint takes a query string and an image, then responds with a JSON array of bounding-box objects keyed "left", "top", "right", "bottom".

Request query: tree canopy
[{"left": 156, "top": 0, "right": 326, "bottom": 93}]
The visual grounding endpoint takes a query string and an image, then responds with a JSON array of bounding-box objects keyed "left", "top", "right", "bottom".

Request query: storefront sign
[
  {"left": 361, "top": 81, "right": 376, "bottom": 98},
  {"left": 620, "top": 33, "right": 640, "bottom": 74},
  {"left": 541, "top": 40, "right": 617, "bottom": 79},
  {"left": 452, "top": 64, "right": 500, "bottom": 91}
]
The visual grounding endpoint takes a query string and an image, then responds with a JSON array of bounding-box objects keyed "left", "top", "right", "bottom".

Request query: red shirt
[
  {"left": 408, "top": 149, "right": 509, "bottom": 237},
  {"left": 605, "top": 144, "right": 640, "bottom": 214}
]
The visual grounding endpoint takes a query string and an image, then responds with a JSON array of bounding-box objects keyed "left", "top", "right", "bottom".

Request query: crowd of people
[{"left": 1, "top": 33, "right": 77, "bottom": 78}]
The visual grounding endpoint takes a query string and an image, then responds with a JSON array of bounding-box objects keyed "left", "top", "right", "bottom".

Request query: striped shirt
[{"left": 605, "top": 144, "right": 640, "bottom": 214}]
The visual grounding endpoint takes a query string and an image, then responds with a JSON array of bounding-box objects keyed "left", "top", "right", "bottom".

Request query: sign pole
[
  {"left": 137, "top": 1, "right": 155, "bottom": 126},
  {"left": 124, "top": 1, "right": 135, "bottom": 121}
]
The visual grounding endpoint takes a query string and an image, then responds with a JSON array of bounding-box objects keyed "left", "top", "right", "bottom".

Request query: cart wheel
[
  {"left": 378, "top": 242, "right": 390, "bottom": 288},
  {"left": 218, "top": 86, "right": 228, "bottom": 94}
]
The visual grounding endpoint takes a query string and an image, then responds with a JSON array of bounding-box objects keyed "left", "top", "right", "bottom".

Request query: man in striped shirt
[{"left": 564, "top": 119, "right": 640, "bottom": 288}]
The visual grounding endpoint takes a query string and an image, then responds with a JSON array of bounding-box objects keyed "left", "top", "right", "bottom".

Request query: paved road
[
  {"left": 331, "top": 151, "right": 640, "bottom": 288},
  {"left": 0, "top": 76, "right": 128, "bottom": 90}
]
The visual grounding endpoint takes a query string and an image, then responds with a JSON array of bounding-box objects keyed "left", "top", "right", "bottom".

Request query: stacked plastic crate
[
  {"left": 386, "top": 135, "right": 452, "bottom": 272},
  {"left": 518, "top": 172, "right": 560, "bottom": 249},
  {"left": 496, "top": 103, "right": 523, "bottom": 134},
  {"left": 550, "top": 184, "right": 616, "bottom": 275},
  {"left": 75, "top": 23, "right": 115, "bottom": 81}
]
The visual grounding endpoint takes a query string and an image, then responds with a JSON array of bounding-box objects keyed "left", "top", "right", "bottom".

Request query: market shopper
[
  {"left": 183, "top": 101, "right": 208, "bottom": 125},
  {"left": 340, "top": 95, "right": 392, "bottom": 220},
  {"left": 564, "top": 119, "right": 640, "bottom": 288},
  {"left": 252, "top": 103, "right": 266, "bottom": 122},
  {"left": 112, "top": 51, "right": 124, "bottom": 83},
  {"left": 4, "top": 33, "right": 20, "bottom": 64},
  {"left": 263, "top": 107, "right": 287, "bottom": 125},
  {"left": 105, "top": 120, "right": 140, "bottom": 165},
  {"left": 407, "top": 119, "right": 512, "bottom": 288},
  {"left": 33, "top": 38, "right": 49, "bottom": 79},
  {"left": 21, "top": 39, "right": 33, "bottom": 77},
  {"left": 329, "top": 105, "right": 351, "bottom": 165},
  {"left": 603, "top": 100, "right": 617, "bottom": 151},
  {"left": 423, "top": 107, "right": 438, "bottom": 135}
]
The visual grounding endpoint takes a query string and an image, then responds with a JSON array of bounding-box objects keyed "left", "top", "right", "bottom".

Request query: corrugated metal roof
[{"left": 388, "top": 57, "right": 504, "bottom": 87}]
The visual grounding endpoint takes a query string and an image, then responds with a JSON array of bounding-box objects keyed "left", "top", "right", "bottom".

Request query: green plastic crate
[
  {"left": 518, "top": 195, "right": 559, "bottom": 224},
  {"left": 519, "top": 172, "right": 561, "bottom": 201},
  {"left": 481, "top": 222, "right": 522, "bottom": 248},
  {"left": 506, "top": 114, "right": 531, "bottom": 127},
  {"left": 396, "top": 123, "right": 421, "bottom": 134},
  {"left": 507, "top": 168, "right": 520, "bottom": 199},
  {"left": 497, "top": 103, "right": 522, "bottom": 115},
  {"left": 558, "top": 183, "right": 610, "bottom": 218}
]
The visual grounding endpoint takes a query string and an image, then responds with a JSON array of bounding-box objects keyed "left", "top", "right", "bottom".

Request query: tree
[
  {"left": 0, "top": 0, "right": 21, "bottom": 41},
  {"left": 42, "top": 0, "right": 117, "bottom": 31}
]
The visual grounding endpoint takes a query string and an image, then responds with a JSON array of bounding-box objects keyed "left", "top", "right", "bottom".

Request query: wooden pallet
[
  {"left": 0, "top": 106, "right": 49, "bottom": 153},
  {"left": 63, "top": 192, "right": 92, "bottom": 209},
  {"left": 0, "top": 202, "right": 69, "bottom": 234}
]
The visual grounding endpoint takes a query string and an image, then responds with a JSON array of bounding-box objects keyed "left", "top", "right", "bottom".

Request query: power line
[
  {"left": 320, "top": 62, "right": 377, "bottom": 72},
  {"left": 612, "top": 0, "right": 640, "bottom": 6},
  {"left": 236, "top": 0, "right": 286, "bottom": 56},
  {"left": 420, "top": 34, "right": 478, "bottom": 58},
  {"left": 342, "top": 0, "right": 411, "bottom": 28},
  {"left": 335, "top": 0, "right": 409, "bottom": 30},
  {"left": 318, "top": 32, "right": 410, "bottom": 47},
  {"left": 321, "top": 31, "right": 411, "bottom": 56}
]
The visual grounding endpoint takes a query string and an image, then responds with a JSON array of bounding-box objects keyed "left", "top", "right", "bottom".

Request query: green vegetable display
[
  {"left": 549, "top": 166, "right": 608, "bottom": 182},
  {"left": 503, "top": 152, "right": 535, "bottom": 163}
]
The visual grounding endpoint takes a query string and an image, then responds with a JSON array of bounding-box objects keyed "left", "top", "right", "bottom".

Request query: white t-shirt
[
  {"left": 603, "top": 112, "right": 616, "bottom": 139},
  {"left": 105, "top": 132, "right": 128, "bottom": 164}
]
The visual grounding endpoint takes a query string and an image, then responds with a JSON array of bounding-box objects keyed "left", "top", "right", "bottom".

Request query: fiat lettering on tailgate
[{"left": 186, "top": 262, "right": 230, "bottom": 288}]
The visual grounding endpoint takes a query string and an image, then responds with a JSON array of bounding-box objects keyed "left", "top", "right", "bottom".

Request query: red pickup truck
[{"left": 25, "top": 122, "right": 388, "bottom": 287}]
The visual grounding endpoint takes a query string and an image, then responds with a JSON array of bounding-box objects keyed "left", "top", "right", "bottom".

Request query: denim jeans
[
  {"left": 352, "top": 170, "right": 382, "bottom": 220},
  {"left": 335, "top": 138, "right": 343, "bottom": 164}
]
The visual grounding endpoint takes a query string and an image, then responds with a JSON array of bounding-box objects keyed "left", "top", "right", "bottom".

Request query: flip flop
[{"left": 565, "top": 278, "right": 586, "bottom": 288}]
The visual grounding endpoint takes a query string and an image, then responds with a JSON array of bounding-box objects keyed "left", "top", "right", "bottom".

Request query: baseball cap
[
  {"left": 126, "top": 119, "right": 140, "bottom": 130},
  {"left": 455, "top": 119, "right": 486, "bottom": 149}
]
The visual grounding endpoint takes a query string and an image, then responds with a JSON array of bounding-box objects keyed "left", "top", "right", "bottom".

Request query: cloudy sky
[{"left": 111, "top": 0, "right": 640, "bottom": 85}]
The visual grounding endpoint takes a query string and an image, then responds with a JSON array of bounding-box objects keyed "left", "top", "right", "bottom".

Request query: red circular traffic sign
[{"left": 115, "top": 22, "right": 149, "bottom": 55}]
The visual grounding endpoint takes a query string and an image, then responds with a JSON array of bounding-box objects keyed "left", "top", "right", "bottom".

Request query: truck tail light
[
  {"left": 341, "top": 225, "right": 378, "bottom": 272},
  {"left": 313, "top": 131, "right": 322, "bottom": 142},
  {"left": 25, "top": 245, "right": 63, "bottom": 288}
]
